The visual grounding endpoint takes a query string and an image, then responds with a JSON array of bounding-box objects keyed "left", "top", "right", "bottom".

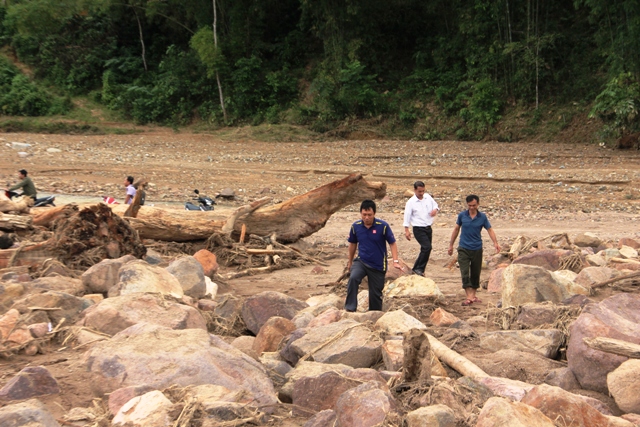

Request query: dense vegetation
[{"left": 0, "top": 0, "right": 638, "bottom": 140}]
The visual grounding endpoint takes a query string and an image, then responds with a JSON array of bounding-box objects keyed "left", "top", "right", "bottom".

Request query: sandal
[
  {"left": 461, "top": 299, "right": 473, "bottom": 306},
  {"left": 472, "top": 297, "right": 482, "bottom": 303}
]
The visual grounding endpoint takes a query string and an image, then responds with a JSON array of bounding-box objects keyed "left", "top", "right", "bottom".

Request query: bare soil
[{"left": 1, "top": 129, "right": 639, "bottom": 424}]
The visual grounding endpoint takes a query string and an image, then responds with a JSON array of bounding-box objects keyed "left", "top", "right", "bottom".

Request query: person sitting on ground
[
  {"left": 6, "top": 169, "right": 37, "bottom": 200},
  {"left": 124, "top": 176, "right": 136, "bottom": 204}
]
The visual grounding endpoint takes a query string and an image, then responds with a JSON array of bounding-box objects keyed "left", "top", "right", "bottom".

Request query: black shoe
[{"left": 412, "top": 270, "right": 424, "bottom": 276}]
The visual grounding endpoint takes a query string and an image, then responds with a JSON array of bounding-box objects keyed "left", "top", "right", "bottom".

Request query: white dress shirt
[{"left": 403, "top": 194, "right": 439, "bottom": 227}]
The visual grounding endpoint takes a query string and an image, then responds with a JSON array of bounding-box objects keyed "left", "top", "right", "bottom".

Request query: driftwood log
[
  {"left": 583, "top": 337, "right": 640, "bottom": 359},
  {"left": 0, "top": 213, "right": 32, "bottom": 231},
  {"left": 0, "top": 195, "right": 32, "bottom": 214},
  {"left": 101, "top": 173, "right": 386, "bottom": 243}
]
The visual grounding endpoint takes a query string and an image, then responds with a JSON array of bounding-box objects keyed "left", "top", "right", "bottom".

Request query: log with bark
[
  {"left": 0, "top": 195, "right": 32, "bottom": 214},
  {"left": 0, "top": 213, "right": 32, "bottom": 231},
  {"left": 105, "top": 173, "right": 386, "bottom": 243},
  {"left": 583, "top": 337, "right": 640, "bottom": 359}
]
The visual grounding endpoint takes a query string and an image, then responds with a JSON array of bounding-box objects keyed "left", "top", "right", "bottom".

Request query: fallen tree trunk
[
  {"left": 32, "top": 204, "right": 79, "bottom": 228},
  {"left": 107, "top": 173, "right": 386, "bottom": 243},
  {"left": 0, "top": 213, "right": 32, "bottom": 231},
  {"left": 426, "top": 333, "right": 489, "bottom": 379},
  {"left": 0, "top": 195, "right": 32, "bottom": 214}
]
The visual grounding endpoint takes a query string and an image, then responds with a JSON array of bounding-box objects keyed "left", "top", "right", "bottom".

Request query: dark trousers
[
  {"left": 344, "top": 259, "right": 386, "bottom": 311},
  {"left": 457, "top": 247, "right": 483, "bottom": 289},
  {"left": 412, "top": 226, "right": 433, "bottom": 274}
]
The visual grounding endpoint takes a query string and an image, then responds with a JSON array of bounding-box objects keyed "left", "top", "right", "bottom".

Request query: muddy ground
[{"left": 1, "top": 130, "right": 640, "bottom": 424}]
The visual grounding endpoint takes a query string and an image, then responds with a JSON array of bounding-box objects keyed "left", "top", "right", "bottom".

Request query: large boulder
[
  {"left": 567, "top": 293, "right": 640, "bottom": 393},
  {"left": 521, "top": 384, "right": 634, "bottom": 427},
  {"left": 279, "top": 361, "right": 352, "bottom": 402},
  {"left": 512, "top": 250, "right": 573, "bottom": 271},
  {"left": 84, "top": 323, "right": 277, "bottom": 409},
  {"left": 552, "top": 270, "right": 590, "bottom": 296},
  {"left": 241, "top": 291, "right": 308, "bottom": 335},
  {"left": 0, "top": 366, "right": 60, "bottom": 401},
  {"left": 479, "top": 330, "right": 564, "bottom": 359},
  {"left": 375, "top": 310, "right": 427, "bottom": 337},
  {"left": 406, "top": 404, "right": 457, "bottom": 427},
  {"left": 252, "top": 316, "right": 296, "bottom": 355},
  {"left": 292, "top": 369, "right": 386, "bottom": 416},
  {"left": 166, "top": 256, "right": 207, "bottom": 299},
  {"left": 0, "top": 399, "right": 61, "bottom": 427},
  {"left": 607, "top": 359, "right": 640, "bottom": 414},
  {"left": 574, "top": 233, "right": 604, "bottom": 248},
  {"left": 288, "top": 319, "right": 382, "bottom": 368},
  {"left": 27, "top": 276, "right": 84, "bottom": 296},
  {"left": 334, "top": 382, "right": 398, "bottom": 427},
  {"left": 109, "top": 260, "right": 183, "bottom": 298},
  {"left": 501, "top": 264, "right": 569, "bottom": 307},
  {"left": 574, "top": 267, "right": 618, "bottom": 288},
  {"left": 77, "top": 293, "right": 207, "bottom": 335},
  {"left": 384, "top": 275, "right": 444, "bottom": 301},
  {"left": 476, "top": 396, "right": 555, "bottom": 427},
  {"left": 81, "top": 255, "right": 136, "bottom": 294}
]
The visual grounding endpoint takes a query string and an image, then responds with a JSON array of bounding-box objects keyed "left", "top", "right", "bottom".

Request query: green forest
[{"left": 0, "top": 0, "right": 639, "bottom": 141}]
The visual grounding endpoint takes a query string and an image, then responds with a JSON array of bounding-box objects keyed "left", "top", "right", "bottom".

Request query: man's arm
[
  {"left": 403, "top": 200, "right": 412, "bottom": 240},
  {"left": 487, "top": 228, "right": 501, "bottom": 254},
  {"left": 347, "top": 242, "right": 357, "bottom": 270},
  {"left": 8, "top": 179, "right": 26, "bottom": 192},
  {"left": 124, "top": 194, "right": 132, "bottom": 204},
  {"left": 388, "top": 241, "right": 402, "bottom": 269},
  {"left": 448, "top": 224, "right": 461, "bottom": 256},
  {"left": 428, "top": 195, "right": 439, "bottom": 217}
]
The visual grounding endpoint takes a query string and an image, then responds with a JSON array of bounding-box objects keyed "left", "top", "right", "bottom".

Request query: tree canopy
[{"left": 0, "top": 0, "right": 638, "bottom": 139}]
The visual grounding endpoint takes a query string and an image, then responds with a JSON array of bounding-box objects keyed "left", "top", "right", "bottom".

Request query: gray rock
[
  {"left": 512, "top": 249, "right": 573, "bottom": 271},
  {"left": 81, "top": 255, "right": 136, "bottom": 294},
  {"left": 544, "top": 367, "right": 581, "bottom": 391},
  {"left": 0, "top": 366, "right": 60, "bottom": 401},
  {"left": 406, "top": 404, "right": 457, "bottom": 427},
  {"left": 28, "top": 276, "right": 84, "bottom": 296},
  {"left": 0, "top": 399, "right": 61, "bottom": 427},
  {"left": 476, "top": 397, "right": 555, "bottom": 427},
  {"left": 109, "top": 260, "right": 183, "bottom": 298},
  {"left": 77, "top": 293, "right": 206, "bottom": 335},
  {"left": 574, "top": 233, "right": 604, "bottom": 248},
  {"left": 574, "top": 267, "right": 618, "bottom": 288},
  {"left": 166, "top": 256, "right": 207, "bottom": 299},
  {"left": 11, "top": 291, "right": 93, "bottom": 325},
  {"left": 502, "top": 264, "right": 570, "bottom": 307},
  {"left": 289, "top": 319, "right": 382, "bottom": 368},
  {"left": 279, "top": 361, "right": 352, "bottom": 403},
  {"left": 304, "top": 409, "right": 336, "bottom": 427},
  {"left": 607, "top": 359, "right": 640, "bottom": 414},
  {"left": 480, "top": 329, "right": 564, "bottom": 358},
  {"left": 334, "top": 382, "right": 399, "bottom": 427},
  {"left": 84, "top": 324, "right": 277, "bottom": 409},
  {"left": 467, "top": 349, "right": 565, "bottom": 385}
]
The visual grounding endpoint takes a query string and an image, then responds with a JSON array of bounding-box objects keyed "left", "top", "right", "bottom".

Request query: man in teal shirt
[
  {"left": 448, "top": 195, "right": 500, "bottom": 306},
  {"left": 7, "top": 169, "right": 37, "bottom": 200}
]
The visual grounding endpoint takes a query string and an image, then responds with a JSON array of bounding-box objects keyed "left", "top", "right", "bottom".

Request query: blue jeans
[{"left": 344, "top": 259, "right": 386, "bottom": 311}]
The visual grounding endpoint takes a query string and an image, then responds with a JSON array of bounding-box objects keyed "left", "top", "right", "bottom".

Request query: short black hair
[
  {"left": 413, "top": 181, "right": 425, "bottom": 189},
  {"left": 360, "top": 199, "right": 376, "bottom": 213},
  {"left": 466, "top": 194, "right": 480, "bottom": 203},
  {"left": 18, "top": 169, "right": 27, "bottom": 176},
  {"left": 126, "top": 176, "right": 134, "bottom": 185}
]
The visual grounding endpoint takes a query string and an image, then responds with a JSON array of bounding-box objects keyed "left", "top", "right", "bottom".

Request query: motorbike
[
  {"left": 5, "top": 190, "right": 55, "bottom": 207},
  {"left": 185, "top": 189, "right": 215, "bottom": 211}
]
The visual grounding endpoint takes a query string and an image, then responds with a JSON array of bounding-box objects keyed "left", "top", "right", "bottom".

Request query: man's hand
[
  {"left": 404, "top": 229, "right": 411, "bottom": 241},
  {"left": 494, "top": 243, "right": 501, "bottom": 254},
  {"left": 447, "top": 245, "right": 454, "bottom": 256},
  {"left": 393, "top": 260, "right": 402, "bottom": 269},
  {"left": 429, "top": 209, "right": 438, "bottom": 217}
]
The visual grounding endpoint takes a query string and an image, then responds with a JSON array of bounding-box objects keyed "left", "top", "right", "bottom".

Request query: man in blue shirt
[
  {"left": 345, "top": 200, "right": 402, "bottom": 312},
  {"left": 448, "top": 195, "right": 501, "bottom": 306}
]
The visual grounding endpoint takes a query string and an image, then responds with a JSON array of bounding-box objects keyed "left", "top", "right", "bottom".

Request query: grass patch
[
  {"left": 191, "top": 123, "right": 319, "bottom": 142},
  {"left": 0, "top": 118, "right": 141, "bottom": 135}
]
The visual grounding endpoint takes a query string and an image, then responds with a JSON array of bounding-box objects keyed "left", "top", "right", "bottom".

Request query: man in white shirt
[{"left": 403, "top": 181, "right": 439, "bottom": 276}]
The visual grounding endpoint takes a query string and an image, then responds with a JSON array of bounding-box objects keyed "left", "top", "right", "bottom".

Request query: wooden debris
[
  {"left": 592, "top": 271, "right": 640, "bottom": 288},
  {"left": 0, "top": 213, "right": 32, "bottom": 231},
  {"left": 583, "top": 337, "right": 640, "bottom": 359}
]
